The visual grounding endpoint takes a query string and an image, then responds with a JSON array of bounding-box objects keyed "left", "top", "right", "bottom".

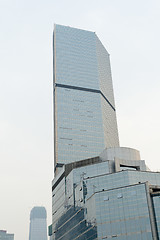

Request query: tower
[
  {"left": 29, "top": 207, "right": 47, "bottom": 240},
  {"left": 52, "top": 25, "right": 160, "bottom": 240},
  {"left": 53, "top": 24, "right": 119, "bottom": 173}
]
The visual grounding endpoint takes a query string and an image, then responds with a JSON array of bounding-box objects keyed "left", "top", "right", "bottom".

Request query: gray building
[
  {"left": 29, "top": 207, "right": 47, "bottom": 240},
  {"left": 52, "top": 25, "right": 160, "bottom": 239},
  {"left": 0, "top": 230, "right": 14, "bottom": 240},
  {"left": 53, "top": 24, "right": 119, "bottom": 173},
  {"left": 52, "top": 147, "right": 160, "bottom": 239}
]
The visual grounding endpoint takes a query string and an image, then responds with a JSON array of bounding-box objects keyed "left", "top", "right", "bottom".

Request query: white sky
[{"left": 0, "top": 0, "right": 160, "bottom": 239}]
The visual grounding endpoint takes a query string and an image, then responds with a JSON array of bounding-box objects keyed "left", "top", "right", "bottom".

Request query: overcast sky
[{"left": 0, "top": 0, "right": 160, "bottom": 239}]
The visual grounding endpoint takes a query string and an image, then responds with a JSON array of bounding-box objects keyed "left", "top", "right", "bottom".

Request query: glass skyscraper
[
  {"left": 29, "top": 207, "right": 47, "bottom": 240},
  {"left": 52, "top": 25, "right": 160, "bottom": 240},
  {"left": 53, "top": 24, "right": 119, "bottom": 172}
]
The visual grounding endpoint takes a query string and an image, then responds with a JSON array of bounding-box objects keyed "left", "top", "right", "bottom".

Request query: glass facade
[
  {"left": 84, "top": 170, "right": 160, "bottom": 201},
  {"left": 153, "top": 195, "right": 160, "bottom": 238},
  {"left": 53, "top": 24, "right": 119, "bottom": 169},
  {"left": 92, "top": 183, "right": 153, "bottom": 239},
  {"left": 52, "top": 24, "right": 160, "bottom": 240},
  {"left": 29, "top": 207, "right": 47, "bottom": 240},
  {"left": 52, "top": 160, "right": 160, "bottom": 240}
]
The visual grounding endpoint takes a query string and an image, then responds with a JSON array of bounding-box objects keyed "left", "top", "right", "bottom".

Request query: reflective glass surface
[
  {"left": 52, "top": 24, "right": 160, "bottom": 240},
  {"left": 153, "top": 195, "right": 160, "bottom": 238},
  {"left": 92, "top": 183, "right": 153, "bottom": 239},
  {"left": 52, "top": 160, "right": 160, "bottom": 240},
  {"left": 84, "top": 170, "right": 160, "bottom": 200},
  {"left": 53, "top": 24, "right": 119, "bottom": 166},
  {"left": 55, "top": 87, "right": 105, "bottom": 164},
  {"left": 55, "top": 25, "right": 99, "bottom": 89}
]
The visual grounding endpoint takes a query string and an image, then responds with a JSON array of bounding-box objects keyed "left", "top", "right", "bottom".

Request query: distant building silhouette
[
  {"left": 0, "top": 230, "right": 14, "bottom": 240},
  {"left": 29, "top": 206, "right": 47, "bottom": 240}
]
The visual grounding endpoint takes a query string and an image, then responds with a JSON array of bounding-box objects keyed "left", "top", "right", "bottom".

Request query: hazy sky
[{"left": 0, "top": 0, "right": 160, "bottom": 239}]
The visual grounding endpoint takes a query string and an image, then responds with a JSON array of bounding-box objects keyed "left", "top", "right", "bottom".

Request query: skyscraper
[
  {"left": 29, "top": 207, "right": 47, "bottom": 240},
  {"left": 52, "top": 25, "right": 160, "bottom": 240},
  {"left": 53, "top": 24, "right": 119, "bottom": 173}
]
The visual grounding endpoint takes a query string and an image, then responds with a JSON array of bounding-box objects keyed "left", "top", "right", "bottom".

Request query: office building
[
  {"left": 0, "top": 230, "right": 14, "bottom": 240},
  {"left": 29, "top": 206, "right": 47, "bottom": 240},
  {"left": 52, "top": 147, "right": 160, "bottom": 239},
  {"left": 53, "top": 24, "right": 119, "bottom": 172},
  {"left": 52, "top": 25, "right": 160, "bottom": 239}
]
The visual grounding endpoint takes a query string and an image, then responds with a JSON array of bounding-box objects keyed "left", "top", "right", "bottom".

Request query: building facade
[
  {"left": 0, "top": 230, "right": 14, "bottom": 240},
  {"left": 53, "top": 24, "right": 119, "bottom": 172},
  {"left": 52, "top": 147, "right": 160, "bottom": 239},
  {"left": 52, "top": 25, "right": 160, "bottom": 239},
  {"left": 29, "top": 207, "right": 47, "bottom": 240}
]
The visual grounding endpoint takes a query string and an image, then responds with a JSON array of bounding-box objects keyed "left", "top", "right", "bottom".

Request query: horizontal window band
[{"left": 54, "top": 83, "right": 115, "bottom": 111}]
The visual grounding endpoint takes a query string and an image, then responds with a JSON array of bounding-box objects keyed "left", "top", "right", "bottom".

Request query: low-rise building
[{"left": 0, "top": 230, "right": 14, "bottom": 240}]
